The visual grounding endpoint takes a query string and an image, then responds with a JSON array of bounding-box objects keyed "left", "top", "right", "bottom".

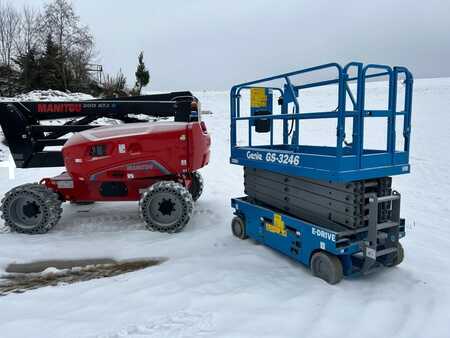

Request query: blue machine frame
[
  {"left": 230, "top": 62, "right": 412, "bottom": 283},
  {"left": 230, "top": 62, "right": 413, "bottom": 182},
  {"left": 231, "top": 195, "right": 405, "bottom": 277}
]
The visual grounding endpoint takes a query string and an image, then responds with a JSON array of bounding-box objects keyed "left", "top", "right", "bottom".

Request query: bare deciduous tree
[
  {"left": 102, "top": 70, "right": 128, "bottom": 97},
  {"left": 0, "top": 0, "right": 97, "bottom": 94},
  {"left": 41, "top": 0, "right": 94, "bottom": 90},
  {"left": 0, "top": 2, "right": 21, "bottom": 67},
  {"left": 15, "top": 5, "right": 41, "bottom": 57}
]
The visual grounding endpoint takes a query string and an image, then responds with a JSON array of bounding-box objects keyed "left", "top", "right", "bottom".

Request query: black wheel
[
  {"left": 231, "top": 216, "right": 248, "bottom": 240},
  {"left": 140, "top": 181, "right": 193, "bottom": 233},
  {"left": 188, "top": 172, "right": 203, "bottom": 202},
  {"left": 1, "top": 183, "right": 63, "bottom": 234},
  {"left": 310, "top": 251, "right": 343, "bottom": 285},
  {"left": 383, "top": 242, "right": 404, "bottom": 267}
]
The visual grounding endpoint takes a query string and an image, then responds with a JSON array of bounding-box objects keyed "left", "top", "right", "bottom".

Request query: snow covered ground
[
  {"left": 0, "top": 89, "right": 94, "bottom": 103},
  {"left": 0, "top": 80, "right": 449, "bottom": 338}
]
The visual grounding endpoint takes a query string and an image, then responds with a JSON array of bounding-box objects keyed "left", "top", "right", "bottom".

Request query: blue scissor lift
[{"left": 230, "top": 62, "right": 413, "bottom": 284}]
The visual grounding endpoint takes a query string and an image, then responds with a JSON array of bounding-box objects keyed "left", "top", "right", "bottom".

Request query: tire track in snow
[
  {"left": 94, "top": 311, "right": 214, "bottom": 338},
  {"left": 57, "top": 213, "right": 145, "bottom": 233},
  {"left": 48, "top": 202, "right": 218, "bottom": 234}
]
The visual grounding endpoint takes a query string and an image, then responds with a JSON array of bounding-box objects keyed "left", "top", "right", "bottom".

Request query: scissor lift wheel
[
  {"left": 383, "top": 242, "right": 404, "bottom": 267},
  {"left": 231, "top": 216, "right": 248, "bottom": 240},
  {"left": 310, "top": 251, "right": 343, "bottom": 285}
]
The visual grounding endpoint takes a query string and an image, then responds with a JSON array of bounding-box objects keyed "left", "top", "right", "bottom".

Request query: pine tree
[
  {"left": 16, "top": 48, "right": 40, "bottom": 91},
  {"left": 133, "top": 51, "right": 150, "bottom": 95},
  {"left": 40, "top": 34, "right": 63, "bottom": 90}
]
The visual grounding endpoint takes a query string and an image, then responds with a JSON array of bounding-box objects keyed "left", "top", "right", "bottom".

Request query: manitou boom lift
[
  {"left": 230, "top": 62, "right": 413, "bottom": 284},
  {"left": 0, "top": 92, "right": 211, "bottom": 234},
  {"left": 0, "top": 92, "right": 201, "bottom": 168}
]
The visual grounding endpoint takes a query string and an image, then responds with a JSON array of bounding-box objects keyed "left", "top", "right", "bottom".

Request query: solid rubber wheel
[
  {"left": 310, "top": 251, "right": 343, "bottom": 285},
  {"left": 384, "top": 242, "right": 404, "bottom": 267},
  {"left": 231, "top": 216, "right": 248, "bottom": 240},
  {"left": 188, "top": 172, "right": 204, "bottom": 202},
  {"left": 1, "top": 183, "right": 63, "bottom": 234},
  {"left": 140, "top": 181, "right": 193, "bottom": 233}
]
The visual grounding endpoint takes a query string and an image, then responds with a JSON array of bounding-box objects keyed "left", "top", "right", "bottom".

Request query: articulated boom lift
[
  {"left": 230, "top": 62, "right": 413, "bottom": 284},
  {"left": 0, "top": 92, "right": 211, "bottom": 234}
]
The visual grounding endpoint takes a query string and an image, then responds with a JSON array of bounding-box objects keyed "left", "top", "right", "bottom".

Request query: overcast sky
[{"left": 14, "top": 0, "right": 450, "bottom": 90}]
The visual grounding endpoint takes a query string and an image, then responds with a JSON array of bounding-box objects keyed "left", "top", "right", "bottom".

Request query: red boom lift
[{"left": 0, "top": 92, "right": 211, "bottom": 234}]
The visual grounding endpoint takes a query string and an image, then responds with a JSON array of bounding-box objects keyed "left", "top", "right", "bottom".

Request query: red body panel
[{"left": 43, "top": 121, "right": 211, "bottom": 201}]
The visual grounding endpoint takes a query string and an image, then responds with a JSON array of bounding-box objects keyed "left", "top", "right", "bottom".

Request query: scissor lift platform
[
  {"left": 230, "top": 62, "right": 413, "bottom": 182},
  {"left": 232, "top": 144, "right": 410, "bottom": 182},
  {"left": 229, "top": 62, "right": 412, "bottom": 283}
]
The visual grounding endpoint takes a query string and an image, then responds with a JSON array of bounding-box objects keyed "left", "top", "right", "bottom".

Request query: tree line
[
  {"left": 0, "top": 0, "right": 95, "bottom": 94},
  {"left": 0, "top": 0, "right": 150, "bottom": 97}
]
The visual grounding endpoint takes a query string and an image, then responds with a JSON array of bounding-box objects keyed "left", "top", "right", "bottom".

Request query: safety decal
[{"left": 266, "top": 213, "right": 287, "bottom": 237}]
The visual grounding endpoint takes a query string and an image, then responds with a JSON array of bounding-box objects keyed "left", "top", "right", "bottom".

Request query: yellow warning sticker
[
  {"left": 265, "top": 213, "right": 287, "bottom": 237},
  {"left": 250, "top": 88, "right": 268, "bottom": 108}
]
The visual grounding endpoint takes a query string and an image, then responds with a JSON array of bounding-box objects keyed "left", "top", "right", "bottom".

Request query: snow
[
  {"left": 0, "top": 81, "right": 450, "bottom": 338},
  {"left": 0, "top": 89, "right": 94, "bottom": 102},
  {"left": 41, "top": 267, "right": 66, "bottom": 275}
]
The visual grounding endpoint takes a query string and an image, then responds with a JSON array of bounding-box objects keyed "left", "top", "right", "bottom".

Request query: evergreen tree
[
  {"left": 15, "top": 48, "right": 40, "bottom": 91},
  {"left": 40, "top": 34, "right": 63, "bottom": 90},
  {"left": 133, "top": 51, "right": 150, "bottom": 95}
]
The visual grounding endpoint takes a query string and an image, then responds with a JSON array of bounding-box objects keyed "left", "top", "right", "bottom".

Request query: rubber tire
[
  {"left": 384, "top": 242, "right": 404, "bottom": 267},
  {"left": 140, "top": 181, "right": 193, "bottom": 233},
  {"left": 231, "top": 216, "right": 248, "bottom": 240},
  {"left": 1, "top": 183, "right": 63, "bottom": 234},
  {"left": 188, "top": 172, "right": 204, "bottom": 202},
  {"left": 310, "top": 251, "right": 343, "bottom": 285}
]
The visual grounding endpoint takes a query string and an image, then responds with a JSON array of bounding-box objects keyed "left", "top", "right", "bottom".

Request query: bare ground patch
[{"left": 0, "top": 257, "right": 167, "bottom": 296}]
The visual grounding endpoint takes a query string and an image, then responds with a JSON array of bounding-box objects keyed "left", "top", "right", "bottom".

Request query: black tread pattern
[
  {"left": 1, "top": 183, "right": 63, "bottom": 234},
  {"left": 231, "top": 216, "right": 248, "bottom": 240},
  {"left": 189, "top": 172, "right": 204, "bottom": 202},
  {"left": 385, "top": 242, "right": 404, "bottom": 267},
  {"left": 139, "top": 181, "right": 193, "bottom": 233},
  {"left": 310, "top": 251, "right": 344, "bottom": 285}
]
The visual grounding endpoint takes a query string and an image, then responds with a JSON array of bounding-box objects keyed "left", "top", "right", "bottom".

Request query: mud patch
[{"left": 0, "top": 257, "right": 167, "bottom": 296}]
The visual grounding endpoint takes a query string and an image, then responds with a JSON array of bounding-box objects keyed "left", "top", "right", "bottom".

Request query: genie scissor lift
[{"left": 230, "top": 62, "right": 413, "bottom": 284}]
